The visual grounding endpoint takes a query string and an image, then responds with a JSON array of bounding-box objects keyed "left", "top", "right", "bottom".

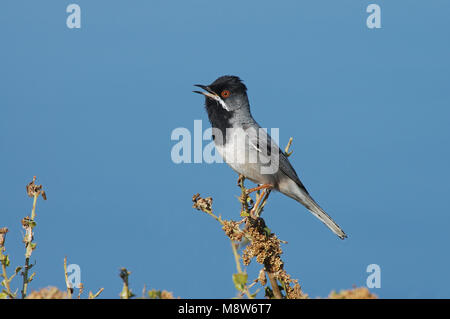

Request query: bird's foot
[{"left": 246, "top": 184, "right": 272, "bottom": 194}]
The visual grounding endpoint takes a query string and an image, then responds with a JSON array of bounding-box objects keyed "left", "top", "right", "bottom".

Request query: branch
[
  {"left": 0, "top": 227, "right": 19, "bottom": 299},
  {"left": 230, "top": 241, "right": 254, "bottom": 299},
  {"left": 265, "top": 266, "right": 283, "bottom": 299},
  {"left": 89, "top": 287, "right": 104, "bottom": 299},
  {"left": 21, "top": 176, "right": 46, "bottom": 298}
]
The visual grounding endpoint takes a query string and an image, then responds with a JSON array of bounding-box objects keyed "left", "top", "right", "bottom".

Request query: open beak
[
  {"left": 193, "top": 84, "right": 230, "bottom": 111},
  {"left": 193, "top": 84, "right": 220, "bottom": 100}
]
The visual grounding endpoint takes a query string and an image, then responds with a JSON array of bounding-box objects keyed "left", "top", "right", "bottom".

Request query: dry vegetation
[
  {"left": 0, "top": 176, "right": 173, "bottom": 299},
  {"left": 191, "top": 138, "right": 376, "bottom": 299},
  {"left": 1, "top": 144, "right": 377, "bottom": 299}
]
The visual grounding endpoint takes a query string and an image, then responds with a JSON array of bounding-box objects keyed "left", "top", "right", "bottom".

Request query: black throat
[{"left": 204, "top": 100, "right": 234, "bottom": 146}]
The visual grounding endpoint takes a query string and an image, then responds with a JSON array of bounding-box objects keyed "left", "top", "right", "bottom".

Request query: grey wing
[
  {"left": 277, "top": 147, "right": 310, "bottom": 194},
  {"left": 245, "top": 124, "right": 309, "bottom": 194}
]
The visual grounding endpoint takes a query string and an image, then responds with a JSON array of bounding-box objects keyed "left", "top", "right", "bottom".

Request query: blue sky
[{"left": 1, "top": 1, "right": 449, "bottom": 298}]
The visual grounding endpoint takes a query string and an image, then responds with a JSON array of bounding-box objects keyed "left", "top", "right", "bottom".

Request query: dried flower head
[
  {"left": 192, "top": 193, "right": 212, "bottom": 212},
  {"left": 26, "top": 176, "right": 47, "bottom": 200},
  {"left": 258, "top": 268, "right": 267, "bottom": 286},
  {"left": 222, "top": 220, "right": 244, "bottom": 242},
  {"left": 0, "top": 227, "right": 8, "bottom": 247}
]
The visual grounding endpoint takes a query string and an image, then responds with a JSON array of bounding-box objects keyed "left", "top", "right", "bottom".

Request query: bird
[{"left": 193, "top": 75, "right": 347, "bottom": 239}]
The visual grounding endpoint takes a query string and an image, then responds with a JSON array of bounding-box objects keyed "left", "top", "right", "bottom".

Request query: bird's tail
[{"left": 300, "top": 194, "right": 347, "bottom": 239}]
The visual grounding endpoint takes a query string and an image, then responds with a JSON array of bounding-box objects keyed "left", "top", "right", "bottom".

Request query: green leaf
[
  {"left": 0, "top": 291, "right": 8, "bottom": 299},
  {"left": 232, "top": 273, "right": 248, "bottom": 292},
  {"left": 4, "top": 255, "right": 10, "bottom": 267},
  {"left": 263, "top": 227, "right": 271, "bottom": 236},
  {"left": 240, "top": 211, "right": 250, "bottom": 217}
]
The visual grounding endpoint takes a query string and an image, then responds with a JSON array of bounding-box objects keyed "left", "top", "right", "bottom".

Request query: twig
[
  {"left": 192, "top": 194, "right": 224, "bottom": 225},
  {"left": 0, "top": 228, "right": 19, "bottom": 299},
  {"left": 21, "top": 176, "right": 46, "bottom": 298},
  {"left": 284, "top": 137, "right": 293, "bottom": 157},
  {"left": 0, "top": 228, "right": 12, "bottom": 297},
  {"left": 266, "top": 272, "right": 283, "bottom": 299},
  {"left": 230, "top": 241, "right": 242, "bottom": 274},
  {"left": 89, "top": 287, "right": 104, "bottom": 299},
  {"left": 230, "top": 241, "right": 253, "bottom": 299}
]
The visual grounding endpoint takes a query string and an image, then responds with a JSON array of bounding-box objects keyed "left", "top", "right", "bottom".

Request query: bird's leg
[
  {"left": 246, "top": 184, "right": 272, "bottom": 195},
  {"left": 250, "top": 189, "right": 267, "bottom": 218}
]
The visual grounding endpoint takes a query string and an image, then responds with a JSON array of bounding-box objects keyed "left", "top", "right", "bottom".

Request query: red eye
[{"left": 221, "top": 90, "right": 231, "bottom": 98}]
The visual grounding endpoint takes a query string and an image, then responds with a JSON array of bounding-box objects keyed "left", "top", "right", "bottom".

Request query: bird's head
[{"left": 193, "top": 75, "right": 249, "bottom": 112}]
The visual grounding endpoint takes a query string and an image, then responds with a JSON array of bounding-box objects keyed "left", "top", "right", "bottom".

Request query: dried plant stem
[
  {"left": 205, "top": 209, "right": 224, "bottom": 225},
  {"left": 1, "top": 263, "right": 12, "bottom": 297},
  {"left": 250, "top": 187, "right": 282, "bottom": 299},
  {"left": 21, "top": 193, "right": 38, "bottom": 298},
  {"left": 230, "top": 241, "right": 242, "bottom": 274},
  {"left": 265, "top": 263, "right": 283, "bottom": 299},
  {"left": 1, "top": 266, "right": 18, "bottom": 299},
  {"left": 284, "top": 137, "right": 293, "bottom": 156},
  {"left": 31, "top": 194, "right": 38, "bottom": 220},
  {"left": 230, "top": 241, "right": 253, "bottom": 299},
  {"left": 267, "top": 273, "right": 283, "bottom": 299},
  {"left": 1, "top": 228, "right": 14, "bottom": 298},
  {"left": 1, "top": 245, "right": 18, "bottom": 298},
  {"left": 89, "top": 287, "right": 104, "bottom": 299},
  {"left": 21, "top": 176, "right": 46, "bottom": 299}
]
